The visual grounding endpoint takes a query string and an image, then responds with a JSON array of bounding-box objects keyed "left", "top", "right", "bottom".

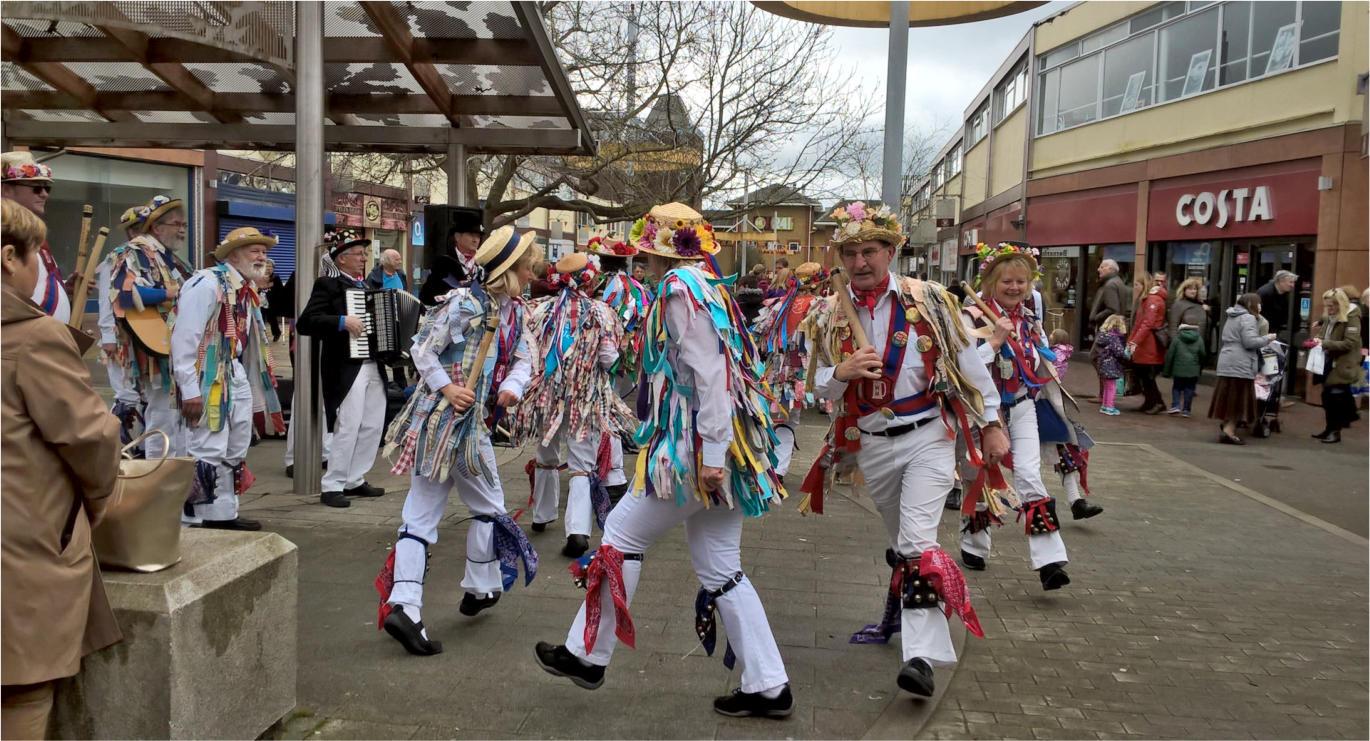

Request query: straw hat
[
  {"left": 215, "top": 226, "right": 278, "bottom": 260},
  {"left": 585, "top": 234, "right": 637, "bottom": 258},
  {"left": 1, "top": 151, "right": 53, "bottom": 182},
  {"left": 972, "top": 241, "right": 1041, "bottom": 289},
  {"left": 828, "top": 201, "right": 904, "bottom": 249},
  {"left": 118, "top": 206, "right": 146, "bottom": 232},
  {"left": 475, "top": 225, "right": 536, "bottom": 282},
  {"left": 136, "top": 194, "right": 183, "bottom": 232},
  {"left": 794, "top": 261, "right": 826, "bottom": 286},
  {"left": 629, "top": 202, "right": 718, "bottom": 260}
]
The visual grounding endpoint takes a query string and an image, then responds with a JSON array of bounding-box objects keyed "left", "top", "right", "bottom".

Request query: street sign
[
  {"left": 548, "top": 238, "right": 574, "bottom": 261},
  {"left": 935, "top": 217, "right": 954, "bottom": 228}
]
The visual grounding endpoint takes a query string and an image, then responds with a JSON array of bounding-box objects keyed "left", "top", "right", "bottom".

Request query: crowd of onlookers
[{"left": 1084, "top": 261, "right": 1367, "bottom": 446}]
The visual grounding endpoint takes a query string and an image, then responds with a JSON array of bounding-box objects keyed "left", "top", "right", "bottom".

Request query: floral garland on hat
[
  {"left": 973, "top": 242, "right": 1042, "bottom": 289},
  {"left": 829, "top": 201, "right": 903, "bottom": 247},
  {"left": 2, "top": 161, "right": 52, "bottom": 182},
  {"left": 135, "top": 194, "right": 176, "bottom": 221},
  {"left": 545, "top": 255, "right": 602, "bottom": 292},
  {"left": 628, "top": 212, "right": 717, "bottom": 258},
  {"left": 587, "top": 235, "right": 638, "bottom": 257}
]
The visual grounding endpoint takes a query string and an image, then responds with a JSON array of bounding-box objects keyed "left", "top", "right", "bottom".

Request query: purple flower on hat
[{"left": 673, "top": 226, "right": 701, "bottom": 257}]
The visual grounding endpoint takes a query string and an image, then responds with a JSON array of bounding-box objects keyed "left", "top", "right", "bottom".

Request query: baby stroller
[{"left": 1252, "top": 341, "right": 1287, "bottom": 438}]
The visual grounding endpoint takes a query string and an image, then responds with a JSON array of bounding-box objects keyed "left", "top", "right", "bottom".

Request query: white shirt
[
  {"left": 412, "top": 292, "right": 532, "bottom": 401},
  {"left": 663, "top": 265, "right": 732, "bottom": 467},
  {"left": 96, "top": 256, "right": 117, "bottom": 345},
  {"left": 814, "top": 271, "right": 1001, "bottom": 433},
  {"left": 171, "top": 264, "right": 254, "bottom": 402},
  {"left": 32, "top": 257, "right": 71, "bottom": 323}
]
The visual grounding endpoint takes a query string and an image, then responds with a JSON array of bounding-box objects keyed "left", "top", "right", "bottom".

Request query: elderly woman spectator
[
  {"left": 1309, "top": 288, "right": 1363, "bottom": 444},
  {"left": 1209, "top": 293, "right": 1277, "bottom": 445},
  {"left": 1126, "top": 271, "right": 1169, "bottom": 414},
  {"left": 1, "top": 199, "right": 123, "bottom": 738}
]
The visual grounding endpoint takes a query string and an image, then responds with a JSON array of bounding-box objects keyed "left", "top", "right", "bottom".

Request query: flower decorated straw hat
[
  {"left": 829, "top": 201, "right": 905, "bottom": 249},
  {"left": 585, "top": 234, "right": 638, "bottom": 258},
  {"left": 629, "top": 202, "right": 718, "bottom": 260},
  {"left": 323, "top": 227, "right": 369, "bottom": 259},
  {"left": 972, "top": 241, "right": 1042, "bottom": 289},
  {"left": 794, "top": 261, "right": 827, "bottom": 287},
  {"left": 475, "top": 225, "right": 537, "bottom": 281},
  {"left": 136, "top": 194, "right": 184, "bottom": 232},
  {"left": 546, "top": 251, "right": 601, "bottom": 291},
  {"left": 215, "top": 226, "right": 278, "bottom": 260},
  {"left": 119, "top": 206, "right": 146, "bottom": 232},
  {"left": 1, "top": 151, "right": 53, "bottom": 183}
]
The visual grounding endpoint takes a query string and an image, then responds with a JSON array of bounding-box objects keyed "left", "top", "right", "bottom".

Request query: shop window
[
  {"left": 1040, "top": 43, "right": 1079, "bottom": 71},
  {"left": 1248, "top": 1, "right": 1297, "bottom": 75},
  {"left": 1082, "top": 22, "right": 1128, "bottom": 54},
  {"left": 1299, "top": 0, "right": 1342, "bottom": 65},
  {"left": 1037, "top": 67, "right": 1061, "bottom": 135},
  {"left": 1056, "top": 55, "right": 1101, "bottom": 129},
  {"left": 1219, "top": 1, "right": 1252, "bottom": 85},
  {"left": 1159, "top": 8, "right": 1219, "bottom": 102},
  {"left": 1102, "top": 33, "right": 1157, "bottom": 117}
]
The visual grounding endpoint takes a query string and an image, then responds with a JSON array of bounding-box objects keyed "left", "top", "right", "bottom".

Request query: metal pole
[
  {"left": 740, "top": 170, "right": 749, "bottom": 275},
  {"left": 447, "top": 141, "right": 468, "bottom": 207},
  {"left": 292, "top": 1, "right": 324, "bottom": 500},
  {"left": 882, "top": 1, "right": 909, "bottom": 208}
]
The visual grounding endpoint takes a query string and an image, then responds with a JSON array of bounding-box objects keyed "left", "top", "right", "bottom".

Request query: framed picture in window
[
  {"left": 1120, "top": 71, "right": 1147, "bottom": 113},
  {"left": 1181, "top": 49, "right": 1212, "bottom": 97},
  {"left": 1264, "top": 22, "right": 1298, "bottom": 75}
]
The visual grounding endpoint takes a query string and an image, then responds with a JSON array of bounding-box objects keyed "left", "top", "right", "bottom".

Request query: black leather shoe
[
  {"left": 885, "top": 548, "right": 899, "bottom": 568},
  {"left": 321, "top": 490, "right": 350, "bottom": 508},
  {"left": 459, "top": 591, "right": 500, "bottom": 616},
  {"left": 531, "top": 521, "right": 548, "bottom": 533},
  {"left": 285, "top": 464, "right": 293, "bottom": 479},
  {"left": 1039, "top": 562, "right": 1071, "bottom": 591},
  {"left": 944, "top": 487, "right": 962, "bottom": 511},
  {"left": 383, "top": 605, "right": 443, "bottom": 656},
  {"left": 345, "top": 482, "right": 385, "bottom": 498},
  {"left": 534, "top": 641, "right": 605, "bottom": 690},
  {"left": 1320, "top": 430, "right": 1342, "bottom": 444},
  {"left": 562, "top": 534, "right": 590, "bottom": 558},
  {"left": 961, "top": 550, "right": 986, "bottom": 571},
  {"left": 1070, "top": 499, "right": 1104, "bottom": 520},
  {"left": 713, "top": 685, "right": 795, "bottom": 718},
  {"left": 897, "top": 658, "right": 935, "bottom": 697},
  {"left": 200, "top": 517, "right": 263, "bottom": 531},
  {"left": 1311, "top": 429, "right": 1332, "bottom": 440}
]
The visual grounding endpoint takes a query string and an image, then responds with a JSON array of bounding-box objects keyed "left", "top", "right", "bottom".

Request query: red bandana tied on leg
[
  {"left": 919, "top": 548, "right": 985, "bottom": 638},
  {"left": 575, "top": 544, "right": 636, "bottom": 652}
]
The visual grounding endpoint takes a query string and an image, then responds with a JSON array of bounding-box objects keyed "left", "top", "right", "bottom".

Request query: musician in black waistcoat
[
  {"left": 297, "top": 229, "right": 388, "bottom": 508},
  {"left": 417, "top": 209, "right": 484, "bottom": 306}
]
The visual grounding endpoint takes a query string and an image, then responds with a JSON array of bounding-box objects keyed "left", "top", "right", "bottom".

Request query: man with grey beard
[{"left": 171, "top": 227, "right": 286, "bottom": 531}]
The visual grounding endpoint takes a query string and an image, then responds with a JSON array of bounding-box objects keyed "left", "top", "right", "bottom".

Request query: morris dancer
[
  {"left": 1, "top": 152, "right": 68, "bottom": 322},
  {"left": 171, "top": 227, "right": 284, "bottom": 531},
  {"left": 513, "top": 253, "right": 636, "bottom": 558},
  {"left": 588, "top": 235, "right": 651, "bottom": 465},
  {"left": 804, "top": 202, "right": 1008, "bottom": 698},
  {"left": 752, "top": 261, "right": 826, "bottom": 479},
  {"left": 110, "top": 195, "right": 196, "bottom": 459},
  {"left": 98, "top": 207, "right": 149, "bottom": 449},
  {"left": 958, "top": 242, "right": 1092, "bottom": 588},
  {"left": 376, "top": 226, "right": 539, "bottom": 657},
  {"left": 535, "top": 203, "right": 794, "bottom": 719},
  {"left": 297, "top": 228, "right": 388, "bottom": 508}
]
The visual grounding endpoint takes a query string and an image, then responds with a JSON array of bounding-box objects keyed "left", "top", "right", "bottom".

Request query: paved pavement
[{"left": 221, "top": 406, "right": 1367, "bottom": 740}]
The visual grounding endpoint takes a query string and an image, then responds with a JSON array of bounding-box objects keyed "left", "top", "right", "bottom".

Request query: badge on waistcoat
[
  {"left": 892, "top": 331, "right": 908, "bottom": 348},
  {"left": 916, "top": 335, "right": 933, "bottom": 352},
  {"left": 905, "top": 308, "right": 920, "bottom": 324}
]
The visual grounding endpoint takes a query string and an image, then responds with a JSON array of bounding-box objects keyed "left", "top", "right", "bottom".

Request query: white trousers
[
  {"left": 774, "top": 425, "right": 795, "bottom": 478},
  {"left": 606, "top": 433, "right": 627, "bottom": 487},
  {"left": 321, "top": 363, "right": 385, "bottom": 492},
  {"left": 184, "top": 362, "right": 253, "bottom": 523},
  {"left": 856, "top": 421, "right": 958, "bottom": 666},
  {"left": 143, "top": 385, "right": 187, "bottom": 459},
  {"left": 389, "top": 436, "right": 509, "bottom": 612},
  {"left": 107, "top": 361, "right": 141, "bottom": 404},
  {"left": 959, "top": 402, "right": 1069, "bottom": 570},
  {"left": 283, "top": 422, "right": 333, "bottom": 467},
  {"left": 564, "top": 493, "right": 789, "bottom": 695},
  {"left": 1044, "top": 445, "right": 1084, "bottom": 503},
  {"left": 533, "top": 430, "right": 602, "bottom": 537}
]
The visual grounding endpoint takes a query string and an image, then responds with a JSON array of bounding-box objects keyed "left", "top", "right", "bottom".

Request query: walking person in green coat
[{"left": 1162, "top": 323, "right": 1207, "bottom": 417}]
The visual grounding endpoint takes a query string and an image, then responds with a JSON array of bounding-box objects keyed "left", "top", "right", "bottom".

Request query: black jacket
[
  {"left": 366, "top": 264, "right": 409, "bottom": 292},
  {"left": 297, "top": 274, "right": 375, "bottom": 431},
  {"left": 418, "top": 255, "right": 474, "bottom": 306},
  {"left": 1256, "top": 281, "right": 1291, "bottom": 335}
]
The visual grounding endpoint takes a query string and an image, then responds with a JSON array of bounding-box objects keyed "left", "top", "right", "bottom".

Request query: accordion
[{"left": 345, "top": 288, "right": 421, "bottom": 363}]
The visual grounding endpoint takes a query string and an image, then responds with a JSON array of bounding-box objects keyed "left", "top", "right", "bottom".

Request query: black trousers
[{"left": 1136, "top": 364, "right": 1164, "bottom": 410}]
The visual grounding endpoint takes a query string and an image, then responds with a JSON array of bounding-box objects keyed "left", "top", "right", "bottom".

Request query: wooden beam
[
  {"left": 3, "top": 34, "right": 541, "bottom": 66},
  {"left": 98, "top": 20, "right": 244, "bottom": 124},
  {"left": 3, "top": 24, "right": 134, "bottom": 123},
  {"left": 359, "top": 1, "right": 460, "bottom": 127},
  {"left": 3, "top": 120, "right": 585, "bottom": 154},
  {"left": 2, "top": 90, "right": 566, "bottom": 118}
]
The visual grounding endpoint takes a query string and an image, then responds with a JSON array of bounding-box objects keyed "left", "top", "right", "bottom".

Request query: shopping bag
[{"left": 1304, "top": 345, "right": 1326, "bottom": 375}]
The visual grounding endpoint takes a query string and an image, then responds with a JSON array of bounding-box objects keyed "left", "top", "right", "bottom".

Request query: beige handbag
[{"left": 91, "top": 430, "right": 195, "bottom": 572}]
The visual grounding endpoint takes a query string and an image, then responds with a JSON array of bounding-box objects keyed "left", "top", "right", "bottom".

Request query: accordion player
[{"left": 345, "top": 288, "right": 422, "bottom": 364}]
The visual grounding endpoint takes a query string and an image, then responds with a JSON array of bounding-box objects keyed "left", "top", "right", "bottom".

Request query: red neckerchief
[{"left": 851, "top": 274, "right": 891, "bottom": 316}]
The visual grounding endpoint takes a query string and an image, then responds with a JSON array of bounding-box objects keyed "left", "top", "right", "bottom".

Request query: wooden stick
[
  {"left": 70, "top": 205, "right": 94, "bottom": 295},
  {"left": 464, "top": 312, "right": 501, "bottom": 391},
  {"left": 829, "top": 270, "right": 870, "bottom": 349},
  {"left": 960, "top": 281, "right": 1016, "bottom": 340},
  {"left": 68, "top": 227, "right": 109, "bottom": 329}
]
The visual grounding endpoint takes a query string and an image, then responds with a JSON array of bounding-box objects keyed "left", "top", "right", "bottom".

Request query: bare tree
[
  {"left": 839, "top": 120, "right": 950, "bottom": 203},
  {"left": 332, "top": 2, "right": 878, "bottom": 227}
]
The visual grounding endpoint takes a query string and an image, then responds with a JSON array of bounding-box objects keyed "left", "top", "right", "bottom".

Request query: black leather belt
[
  {"left": 862, "top": 415, "right": 939, "bottom": 438},
  {"left": 1001, "top": 394, "right": 1031, "bottom": 410}
]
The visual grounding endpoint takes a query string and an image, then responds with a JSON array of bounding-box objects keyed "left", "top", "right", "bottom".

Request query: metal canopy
[{"left": 1, "top": 0, "right": 595, "bottom": 155}]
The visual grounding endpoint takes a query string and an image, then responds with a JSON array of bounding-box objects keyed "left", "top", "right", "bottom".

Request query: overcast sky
[{"left": 828, "top": 2, "right": 1067, "bottom": 137}]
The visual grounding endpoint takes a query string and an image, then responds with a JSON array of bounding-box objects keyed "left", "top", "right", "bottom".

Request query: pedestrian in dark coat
[{"left": 1310, "top": 288, "right": 1363, "bottom": 444}]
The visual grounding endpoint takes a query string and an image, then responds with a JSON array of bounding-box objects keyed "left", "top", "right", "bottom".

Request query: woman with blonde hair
[
  {"left": 1309, "top": 288, "right": 1362, "bottom": 444},
  {"left": 2, "top": 199, "right": 123, "bottom": 737},
  {"left": 1168, "top": 277, "right": 1208, "bottom": 338},
  {"left": 1126, "top": 270, "right": 1168, "bottom": 413}
]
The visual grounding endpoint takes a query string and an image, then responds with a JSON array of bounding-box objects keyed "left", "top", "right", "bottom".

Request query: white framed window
[
  {"left": 966, "top": 103, "right": 990, "bottom": 146},
  {"left": 993, "top": 59, "right": 1029, "bottom": 123},
  {"left": 932, "top": 164, "right": 943, "bottom": 189},
  {"left": 947, "top": 143, "right": 962, "bottom": 176}
]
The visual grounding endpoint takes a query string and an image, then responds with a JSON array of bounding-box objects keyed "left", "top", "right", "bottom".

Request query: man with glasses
[
  {"left": 108, "top": 195, "right": 196, "bottom": 459},
  {"left": 1, "top": 152, "right": 68, "bottom": 321}
]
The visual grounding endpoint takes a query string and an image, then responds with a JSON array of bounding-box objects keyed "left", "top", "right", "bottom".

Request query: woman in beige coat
[{"left": 1, "top": 199, "right": 123, "bottom": 739}]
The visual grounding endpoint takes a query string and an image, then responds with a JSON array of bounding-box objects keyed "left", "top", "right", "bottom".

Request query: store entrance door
[{"left": 1226, "top": 238, "right": 1316, "bottom": 393}]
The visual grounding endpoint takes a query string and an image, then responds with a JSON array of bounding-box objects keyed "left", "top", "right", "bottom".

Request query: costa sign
[{"left": 1175, "top": 185, "right": 1273, "bottom": 228}]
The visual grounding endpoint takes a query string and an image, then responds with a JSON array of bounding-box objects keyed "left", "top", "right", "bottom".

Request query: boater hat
[
  {"left": 629, "top": 202, "right": 719, "bottom": 260},
  {"left": 584, "top": 234, "right": 637, "bottom": 258},
  {"left": 475, "top": 225, "right": 536, "bottom": 282},
  {"left": 1, "top": 151, "right": 53, "bottom": 183},
  {"left": 545, "top": 251, "right": 601, "bottom": 292},
  {"left": 119, "top": 206, "right": 146, "bottom": 233},
  {"left": 215, "top": 226, "right": 278, "bottom": 260},
  {"left": 323, "top": 227, "right": 369, "bottom": 260},
  {"left": 828, "top": 201, "right": 904, "bottom": 249},
  {"left": 136, "top": 194, "right": 184, "bottom": 233}
]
